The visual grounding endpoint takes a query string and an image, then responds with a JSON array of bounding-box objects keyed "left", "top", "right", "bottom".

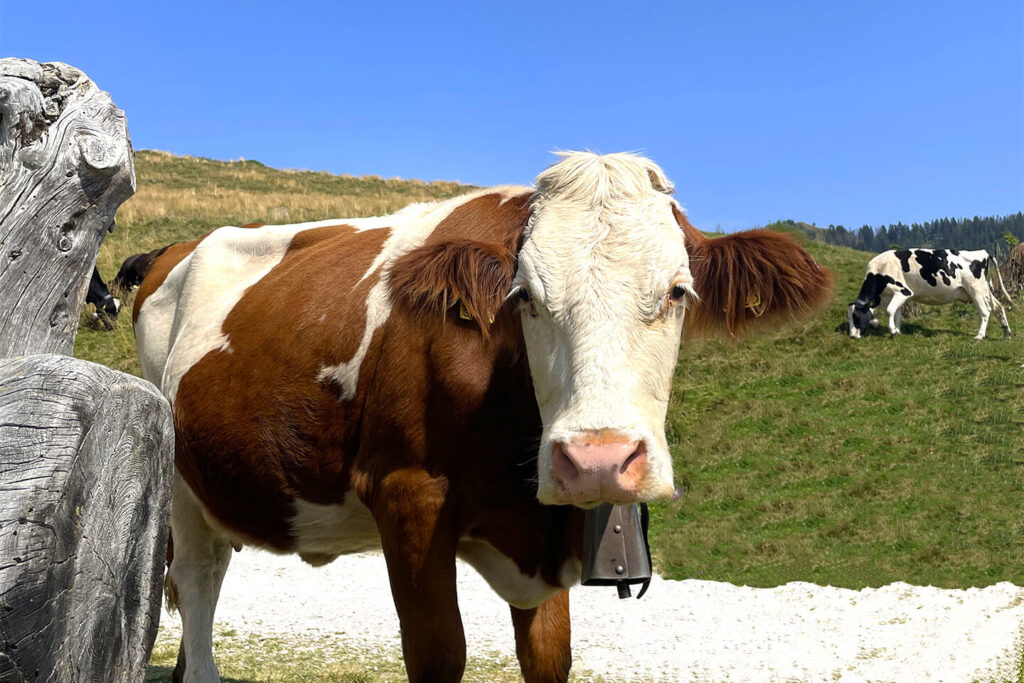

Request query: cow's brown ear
[
  {"left": 674, "top": 208, "right": 834, "bottom": 338},
  {"left": 389, "top": 239, "right": 516, "bottom": 337}
]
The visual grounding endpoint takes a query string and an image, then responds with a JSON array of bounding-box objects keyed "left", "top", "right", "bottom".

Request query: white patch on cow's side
[
  {"left": 290, "top": 498, "right": 381, "bottom": 563},
  {"left": 518, "top": 152, "right": 686, "bottom": 505},
  {"left": 315, "top": 185, "right": 530, "bottom": 400},
  {"left": 137, "top": 223, "right": 314, "bottom": 402},
  {"left": 314, "top": 273, "right": 393, "bottom": 401},
  {"left": 456, "top": 537, "right": 578, "bottom": 609}
]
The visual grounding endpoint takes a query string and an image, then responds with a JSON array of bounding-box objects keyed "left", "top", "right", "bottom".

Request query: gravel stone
[{"left": 159, "top": 549, "right": 1024, "bottom": 682}]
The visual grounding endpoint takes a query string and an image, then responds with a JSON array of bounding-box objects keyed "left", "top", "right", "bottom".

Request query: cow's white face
[{"left": 515, "top": 153, "right": 690, "bottom": 507}]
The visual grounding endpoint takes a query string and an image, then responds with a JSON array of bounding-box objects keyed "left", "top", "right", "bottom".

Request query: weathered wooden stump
[
  {"left": 0, "top": 59, "right": 172, "bottom": 683},
  {"left": 0, "top": 57, "right": 135, "bottom": 358},
  {"left": 0, "top": 355, "right": 174, "bottom": 682},
  {"left": 1003, "top": 242, "right": 1024, "bottom": 294}
]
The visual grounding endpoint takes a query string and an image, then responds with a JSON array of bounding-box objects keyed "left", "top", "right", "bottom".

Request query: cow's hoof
[
  {"left": 172, "top": 645, "right": 186, "bottom": 683},
  {"left": 974, "top": 335, "right": 985, "bottom": 342}
]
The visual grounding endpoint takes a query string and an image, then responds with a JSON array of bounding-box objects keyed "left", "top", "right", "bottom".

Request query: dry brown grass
[
  {"left": 117, "top": 150, "right": 471, "bottom": 227},
  {"left": 118, "top": 186, "right": 415, "bottom": 226}
]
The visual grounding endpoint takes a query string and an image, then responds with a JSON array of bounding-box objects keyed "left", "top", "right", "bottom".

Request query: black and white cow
[
  {"left": 112, "top": 245, "right": 171, "bottom": 292},
  {"left": 847, "top": 249, "right": 1011, "bottom": 340},
  {"left": 86, "top": 266, "right": 120, "bottom": 325}
]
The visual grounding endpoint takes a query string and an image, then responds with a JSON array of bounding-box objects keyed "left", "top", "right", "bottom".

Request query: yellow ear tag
[
  {"left": 457, "top": 300, "right": 494, "bottom": 324},
  {"left": 745, "top": 291, "right": 767, "bottom": 317}
]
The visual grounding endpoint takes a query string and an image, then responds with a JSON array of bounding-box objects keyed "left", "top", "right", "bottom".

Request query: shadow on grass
[
  {"left": 827, "top": 323, "right": 962, "bottom": 339},
  {"left": 854, "top": 323, "right": 971, "bottom": 338},
  {"left": 893, "top": 323, "right": 963, "bottom": 337},
  {"left": 830, "top": 321, "right": 968, "bottom": 338},
  {"left": 145, "top": 665, "right": 255, "bottom": 683}
]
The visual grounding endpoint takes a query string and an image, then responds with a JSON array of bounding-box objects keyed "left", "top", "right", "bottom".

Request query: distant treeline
[{"left": 779, "top": 212, "right": 1024, "bottom": 256}]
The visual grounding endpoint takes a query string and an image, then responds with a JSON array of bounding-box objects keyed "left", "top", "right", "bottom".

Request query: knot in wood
[
  {"left": 49, "top": 305, "right": 66, "bottom": 327},
  {"left": 75, "top": 132, "right": 126, "bottom": 176}
]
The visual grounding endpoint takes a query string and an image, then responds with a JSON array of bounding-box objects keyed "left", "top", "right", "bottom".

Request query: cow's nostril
[
  {"left": 551, "top": 442, "right": 580, "bottom": 482},
  {"left": 620, "top": 441, "right": 647, "bottom": 475}
]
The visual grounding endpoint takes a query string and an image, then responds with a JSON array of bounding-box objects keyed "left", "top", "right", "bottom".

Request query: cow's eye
[
  {"left": 670, "top": 284, "right": 689, "bottom": 302},
  {"left": 513, "top": 286, "right": 538, "bottom": 317}
]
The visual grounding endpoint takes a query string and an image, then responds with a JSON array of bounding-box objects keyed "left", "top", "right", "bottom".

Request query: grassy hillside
[
  {"left": 657, "top": 233, "right": 1024, "bottom": 588},
  {"left": 77, "top": 152, "right": 1024, "bottom": 591},
  {"left": 768, "top": 219, "right": 832, "bottom": 243}
]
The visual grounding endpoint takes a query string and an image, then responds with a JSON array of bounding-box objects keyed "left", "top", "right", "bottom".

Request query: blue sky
[{"left": 2, "top": 1, "right": 1021, "bottom": 232}]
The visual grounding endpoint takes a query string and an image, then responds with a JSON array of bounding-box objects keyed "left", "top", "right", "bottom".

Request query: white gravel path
[{"left": 159, "top": 548, "right": 1024, "bottom": 682}]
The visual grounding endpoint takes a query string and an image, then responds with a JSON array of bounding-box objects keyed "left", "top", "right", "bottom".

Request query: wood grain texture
[
  {"left": 0, "top": 58, "right": 136, "bottom": 358},
  {"left": 0, "top": 354, "right": 173, "bottom": 683}
]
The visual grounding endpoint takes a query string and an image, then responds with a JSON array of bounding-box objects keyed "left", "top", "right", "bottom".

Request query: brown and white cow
[{"left": 133, "top": 152, "right": 833, "bottom": 682}]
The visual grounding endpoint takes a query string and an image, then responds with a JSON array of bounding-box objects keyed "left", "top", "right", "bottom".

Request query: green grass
[
  {"left": 654, "top": 233, "right": 1024, "bottom": 588},
  {"left": 144, "top": 628, "right": 608, "bottom": 682},
  {"left": 144, "top": 628, "right": 420, "bottom": 682}
]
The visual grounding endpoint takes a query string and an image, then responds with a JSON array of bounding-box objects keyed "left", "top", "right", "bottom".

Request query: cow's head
[
  {"left": 391, "top": 152, "right": 833, "bottom": 507},
  {"left": 517, "top": 153, "right": 833, "bottom": 506},
  {"left": 87, "top": 267, "right": 121, "bottom": 324},
  {"left": 846, "top": 301, "right": 876, "bottom": 338},
  {"left": 511, "top": 153, "right": 689, "bottom": 506}
]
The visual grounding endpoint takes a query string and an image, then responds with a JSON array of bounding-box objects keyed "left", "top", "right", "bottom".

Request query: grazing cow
[
  {"left": 86, "top": 266, "right": 120, "bottom": 324},
  {"left": 133, "top": 152, "right": 833, "bottom": 683},
  {"left": 112, "top": 246, "right": 171, "bottom": 292},
  {"left": 847, "top": 249, "right": 1011, "bottom": 340}
]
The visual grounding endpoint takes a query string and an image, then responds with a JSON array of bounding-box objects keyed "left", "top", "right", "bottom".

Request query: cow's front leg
[
  {"left": 510, "top": 590, "right": 572, "bottom": 683},
  {"left": 885, "top": 291, "right": 910, "bottom": 336},
  {"left": 373, "top": 470, "right": 465, "bottom": 682}
]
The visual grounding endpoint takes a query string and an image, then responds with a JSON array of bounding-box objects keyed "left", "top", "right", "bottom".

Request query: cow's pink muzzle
[{"left": 551, "top": 431, "right": 648, "bottom": 505}]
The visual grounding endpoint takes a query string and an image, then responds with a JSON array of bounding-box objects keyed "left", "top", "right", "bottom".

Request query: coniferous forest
[{"left": 773, "top": 212, "right": 1023, "bottom": 256}]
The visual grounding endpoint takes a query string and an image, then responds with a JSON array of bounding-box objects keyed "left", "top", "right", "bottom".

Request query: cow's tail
[
  {"left": 991, "top": 255, "right": 1012, "bottom": 303},
  {"left": 164, "top": 528, "right": 179, "bottom": 612}
]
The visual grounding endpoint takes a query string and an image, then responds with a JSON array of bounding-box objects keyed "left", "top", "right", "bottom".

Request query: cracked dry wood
[
  {"left": 0, "top": 59, "right": 171, "bottom": 683},
  {"left": 0, "top": 57, "right": 136, "bottom": 358},
  {"left": 0, "top": 355, "right": 174, "bottom": 682}
]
